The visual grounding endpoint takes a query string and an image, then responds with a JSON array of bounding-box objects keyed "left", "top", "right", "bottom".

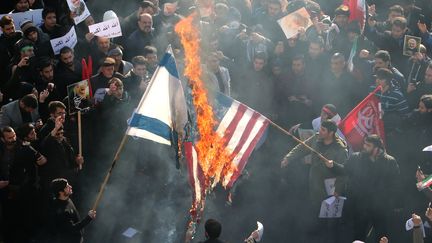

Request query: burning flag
[
  {"left": 127, "top": 46, "right": 188, "bottom": 149},
  {"left": 339, "top": 86, "right": 384, "bottom": 151},
  {"left": 175, "top": 12, "right": 269, "bottom": 237}
]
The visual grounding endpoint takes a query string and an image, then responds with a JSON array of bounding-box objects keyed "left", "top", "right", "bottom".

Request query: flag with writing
[{"left": 339, "top": 86, "right": 384, "bottom": 151}]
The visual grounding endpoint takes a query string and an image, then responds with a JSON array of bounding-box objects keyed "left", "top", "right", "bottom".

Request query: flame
[{"left": 175, "top": 13, "right": 237, "bottom": 190}]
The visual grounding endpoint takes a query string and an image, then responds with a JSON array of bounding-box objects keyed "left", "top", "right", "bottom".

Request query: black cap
[{"left": 334, "top": 5, "right": 350, "bottom": 16}]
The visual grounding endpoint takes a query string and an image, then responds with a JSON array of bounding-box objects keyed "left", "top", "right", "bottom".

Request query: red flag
[
  {"left": 87, "top": 56, "right": 93, "bottom": 98},
  {"left": 339, "top": 86, "right": 385, "bottom": 151},
  {"left": 81, "top": 58, "right": 88, "bottom": 80},
  {"left": 343, "top": 0, "right": 366, "bottom": 30},
  {"left": 81, "top": 57, "right": 93, "bottom": 98}
]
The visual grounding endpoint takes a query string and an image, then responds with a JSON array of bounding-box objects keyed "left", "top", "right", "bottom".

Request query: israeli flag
[{"left": 127, "top": 46, "right": 187, "bottom": 145}]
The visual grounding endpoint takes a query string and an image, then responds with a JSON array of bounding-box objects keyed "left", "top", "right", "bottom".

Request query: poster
[
  {"left": 50, "top": 26, "right": 77, "bottom": 55},
  {"left": 0, "top": 9, "right": 43, "bottom": 32},
  {"left": 403, "top": 35, "right": 421, "bottom": 56},
  {"left": 66, "top": 0, "right": 91, "bottom": 25},
  {"left": 67, "top": 79, "right": 92, "bottom": 115},
  {"left": 88, "top": 17, "right": 122, "bottom": 38},
  {"left": 277, "top": 7, "right": 313, "bottom": 39}
]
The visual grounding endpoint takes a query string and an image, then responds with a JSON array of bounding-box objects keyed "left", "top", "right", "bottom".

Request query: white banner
[
  {"left": 88, "top": 17, "right": 122, "bottom": 38},
  {"left": 66, "top": 0, "right": 91, "bottom": 25},
  {"left": 0, "top": 9, "right": 43, "bottom": 31},
  {"left": 50, "top": 27, "right": 77, "bottom": 55}
]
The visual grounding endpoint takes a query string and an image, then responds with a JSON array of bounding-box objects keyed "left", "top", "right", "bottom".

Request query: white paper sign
[
  {"left": 277, "top": 7, "right": 313, "bottom": 39},
  {"left": 0, "top": 9, "right": 43, "bottom": 31},
  {"left": 324, "top": 178, "right": 336, "bottom": 196},
  {"left": 319, "top": 196, "right": 346, "bottom": 218},
  {"left": 122, "top": 227, "right": 139, "bottom": 238},
  {"left": 66, "top": 0, "right": 91, "bottom": 25},
  {"left": 50, "top": 27, "right": 77, "bottom": 55},
  {"left": 88, "top": 17, "right": 122, "bottom": 38}
]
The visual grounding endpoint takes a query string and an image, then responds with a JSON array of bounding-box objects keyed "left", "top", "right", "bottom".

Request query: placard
[
  {"left": 67, "top": 79, "right": 92, "bottom": 115},
  {"left": 50, "top": 26, "right": 77, "bottom": 55},
  {"left": 0, "top": 9, "right": 43, "bottom": 31},
  {"left": 403, "top": 35, "right": 421, "bottom": 56},
  {"left": 88, "top": 17, "right": 122, "bottom": 38},
  {"left": 277, "top": 7, "right": 313, "bottom": 39},
  {"left": 66, "top": 0, "right": 91, "bottom": 25}
]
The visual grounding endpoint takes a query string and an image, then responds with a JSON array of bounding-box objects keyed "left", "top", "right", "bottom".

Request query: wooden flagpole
[
  {"left": 268, "top": 120, "right": 331, "bottom": 163},
  {"left": 77, "top": 110, "right": 83, "bottom": 170},
  {"left": 92, "top": 133, "right": 129, "bottom": 211}
]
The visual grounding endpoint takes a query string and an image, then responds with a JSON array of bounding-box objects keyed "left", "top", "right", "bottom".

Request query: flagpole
[
  {"left": 77, "top": 110, "right": 82, "bottom": 170},
  {"left": 91, "top": 133, "right": 129, "bottom": 211},
  {"left": 268, "top": 120, "right": 331, "bottom": 163}
]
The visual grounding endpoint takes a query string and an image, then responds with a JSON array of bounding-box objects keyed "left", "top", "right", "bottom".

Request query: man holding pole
[
  {"left": 49, "top": 178, "right": 96, "bottom": 243},
  {"left": 280, "top": 120, "right": 348, "bottom": 242}
]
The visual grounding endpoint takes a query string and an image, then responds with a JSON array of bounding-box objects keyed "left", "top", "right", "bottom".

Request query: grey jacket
[{"left": 0, "top": 100, "right": 39, "bottom": 129}]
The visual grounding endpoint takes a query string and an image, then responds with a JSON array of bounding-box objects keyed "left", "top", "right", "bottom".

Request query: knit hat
[{"left": 20, "top": 20, "right": 38, "bottom": 37}]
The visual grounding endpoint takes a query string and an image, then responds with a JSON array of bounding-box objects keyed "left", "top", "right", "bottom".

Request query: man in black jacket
[
  {"left": 55, "top": 47, "right": 83, "bottom": 99},
  {"left": 344, "top": 134, "right": 399, "bottom": 242},
  {"left": 49, "top": 178, "right": 96, "bottom": 243}
]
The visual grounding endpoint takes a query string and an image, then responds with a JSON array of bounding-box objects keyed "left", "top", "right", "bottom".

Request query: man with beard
[
  {"left": 8, "top": 123, "right": 46, "bottom": 241},
  {"left": 0, "top": 94, "right": 39, "bottom": 129},
  {"left": 125, "top": 13, "right": 155, "bottom": 59},
  {"left": 49, "top": 178, "right": 96, "bottom": 243},
  {"left": 39, "top": 117, "right": 83, "bottom": 195},
  {"left": 0, "top": 126, "right": 18, "bottom": 242},
  {"left": 343, "top": 134, "right": 399, "bottom": 242},
  {"left": 55, "top": 47, "right": 82, "bottom": 99},
  {"left": 281, "top": 120, "right": 347, "bottom": 243},
  {"left": 0, "top": 16, "right": 22, "bottom": 80}
]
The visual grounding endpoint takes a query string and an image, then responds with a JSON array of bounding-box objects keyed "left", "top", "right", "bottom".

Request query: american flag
[{"left": 184, "top": 92, "right": 269, "bottom": 203}]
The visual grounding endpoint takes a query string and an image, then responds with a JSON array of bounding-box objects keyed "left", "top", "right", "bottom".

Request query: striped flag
[
  {"left": 127, "top": 46, "right": 188, "bottom": 146},
  {"left": 343, "top": 0, "right": 367, "bottom": 30},
  {"left": 417, "top": 174, "right": 432, "bottom": 190},
  {"left": 185, "top": 92, "right": 269, "bottom": 203}
]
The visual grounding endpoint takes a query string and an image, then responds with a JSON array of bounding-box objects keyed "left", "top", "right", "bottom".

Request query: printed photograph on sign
[
  {"left": 277, "top": 7, "right": 313, "bottom": 39},
  {"left": 66, "top": 0, "right": 91, "bottom": 25},
  {"left": 403, "top": 35, "right": 421, "bottom": 56},
  {"left": 67, "top": 80, "right": 92, "bottom": 115}
]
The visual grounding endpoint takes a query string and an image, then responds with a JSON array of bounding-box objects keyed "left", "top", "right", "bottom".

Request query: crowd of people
[{"left": 0, "top": 0, "right": 432, "bottom": 242}]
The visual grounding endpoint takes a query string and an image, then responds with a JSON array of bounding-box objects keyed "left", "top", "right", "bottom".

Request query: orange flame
[{"left": 175, "top": 13, "right": 237, "bottom": 190}]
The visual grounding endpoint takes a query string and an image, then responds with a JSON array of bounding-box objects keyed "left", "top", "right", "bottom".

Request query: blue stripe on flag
[
  {"left": 160, "top": 52, "right": 179, "bottom": 79},
  {"left": 129, "top": 113, "right": 172, "bottom": 141}
]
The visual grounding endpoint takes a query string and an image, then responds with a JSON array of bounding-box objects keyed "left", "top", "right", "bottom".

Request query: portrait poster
[
  {"left": 277, "top": 7, "right": 313, "bottom": 39},
  {"left": 66, "top": 0, "right": 91, "bottom": 25},
  {"left": 403, "top": 35, "right": 421, "bottom": 56},
  {"left": 67, "top": 79, "right": 92, "bottom": 115}
]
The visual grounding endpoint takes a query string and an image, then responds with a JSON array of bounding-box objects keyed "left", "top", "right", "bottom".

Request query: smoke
[{"left": 74, "top": 2, "right": 325, "bottom": 243}]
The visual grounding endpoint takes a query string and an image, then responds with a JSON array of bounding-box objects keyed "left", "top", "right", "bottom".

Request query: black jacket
[
  {"left": 344, "top": 151, "right": 400, "bottom": 210},
  {"left": 49, "top": 198, "right": 92, "bottom": 243}
]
